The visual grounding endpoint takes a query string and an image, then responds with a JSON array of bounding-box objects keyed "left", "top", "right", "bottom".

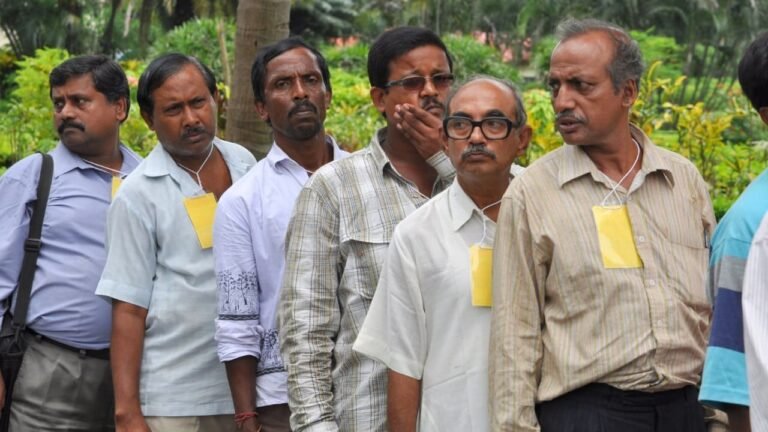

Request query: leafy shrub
[
  {"left": 443, "top": 34, "right": 520, "bottom": 82},
  {"left": 148, "top": 18, "right": 235, "bottom": 84},
  {"left": 325, "top": 67, "right": 383, "bottom": 151}
]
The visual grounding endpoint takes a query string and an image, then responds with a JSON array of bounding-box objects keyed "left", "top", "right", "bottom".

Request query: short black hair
[
  {"left": 555, "top": 18, "right": 644, "bottom": 93},
  {"left": 738, "top": 32, "right": 768, "bottom": 112},
  {"left": 447, "top": 75, "right": 528, "bottom": 127},
  {"left": 251, "top": 37, "right": 331, "bottom": 103},
  {"left": 49, "top": 55, "right": 130, "bottom": 120},
  {"left": 367, "top": 26, "right": 453, "bottom": 89},
  {"left": 137, "top": 53, "right": 217, "bottom": 116}
]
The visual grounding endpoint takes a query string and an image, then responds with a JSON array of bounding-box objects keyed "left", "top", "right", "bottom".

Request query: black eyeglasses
[
  {"left": 443, "top": 116, "right": 519, "bottom": 140},
  {"left": 384, "top": 73, "right": 455, "bottom": 91}
]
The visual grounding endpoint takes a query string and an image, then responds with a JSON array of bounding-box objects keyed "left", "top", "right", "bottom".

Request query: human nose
[
  {"left": 58, "top": 101, "right": 76, "bottom": 119},
  {"left": 468, "top": 122, "right": 486, "bottom": 144},
  {"left": 552, "top": 85, "right": 575, "bottom": 113},
  {"left": 292, "top": 79, "right": 308, "bottom": 100},
  {"left": 420, "top": 76, "right": 438, "bottom": 97},
  {"left": 181, "top": 105, "right": 200, "bottom": 126}
]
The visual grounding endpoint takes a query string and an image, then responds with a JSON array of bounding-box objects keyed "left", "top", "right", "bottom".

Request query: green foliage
[
  {"left": 630, "top": 30, "right": 684, "bottom": 80},
  {"left": 443, "top": 34, "right": 520, "bottom": 81},
  {"left": 148, "top": 18, "right": 235, "bottom": 83},
  {"left": 321, "top": 43, "right": 370, "bottom": 77},
  {"left": 325, "top": 67, "right": 384, "bottom": 151}
]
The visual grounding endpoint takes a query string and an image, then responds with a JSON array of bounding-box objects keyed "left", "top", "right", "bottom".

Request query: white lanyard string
[
  {"left": 82, "top": 149, "right": 141, "bottom": 178},
  {"left": 600, "top": 139, "right": 641, "bottom": 207},
  {"left": 176, "top": 143, "right": 215, "bottom": 189},
  {"left": 478, "top": 198, "right": 502, "bottom": 245}
]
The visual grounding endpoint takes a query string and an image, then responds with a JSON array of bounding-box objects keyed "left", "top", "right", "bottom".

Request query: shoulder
[
  {"left": 304, "top": 147, "right": 374, "bottom": 195},
  {"left": 1, "top": 153, "right": 46, "bottom": 187},
  {"left": 216, "top": 138, "right": 257, "bottom": 165},
  {"left": 713, "top": 169, "right": 768, "bottom": 248}
]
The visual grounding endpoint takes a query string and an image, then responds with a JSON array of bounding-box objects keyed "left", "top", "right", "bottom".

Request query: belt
[{"left": 25, "top": 328, "right": 110, "bottom": 361}]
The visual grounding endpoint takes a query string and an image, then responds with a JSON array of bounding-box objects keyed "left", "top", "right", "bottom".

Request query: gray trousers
[{"left": 10, "top": 333, "right": 114, "bottom": 431}]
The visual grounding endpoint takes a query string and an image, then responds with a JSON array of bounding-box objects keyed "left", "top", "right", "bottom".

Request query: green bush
[
  {"left": 148, "top": 18, "right": 235, "bottom": 84},
  {"left": 443, "top": 34, "right": 520, "bottom": 82},
  {"left": 325, "top": 67, "right": 383, "bottom": 151}
]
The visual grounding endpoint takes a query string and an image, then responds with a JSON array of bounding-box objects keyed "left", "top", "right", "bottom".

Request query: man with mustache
[
  {"left": 353, "top": 76, "right": 530, "bottom": 432},
  {"left": 213, "top": 38, "right": 347, "bottom": 432},
  {"left": 279, "top": 26, "right": 456, "bottom": 432},
  {"left": 96, "top": 54, "right": 255, "bottom": 432},
  {"left": 0, "top": 55, "right": 140, "bottom": 430},
  {"left": 490, "top": 19, "right": 715, "bottom": 432}
]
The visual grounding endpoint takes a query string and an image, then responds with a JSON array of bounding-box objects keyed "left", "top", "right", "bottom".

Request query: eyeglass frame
[
  {"left": 383, "top": 73, "right": 455, "bottom": 91},
  {"left": 442, "top": 116, "right": 523, "bottom": 140}
]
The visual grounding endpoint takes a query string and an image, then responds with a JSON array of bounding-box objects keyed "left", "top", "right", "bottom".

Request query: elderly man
[
  {"left": 96, "top": 54, "right": 255, "bottom": 432},
  {"left": 0, "top": 55, "right": 141, "bottom": 430},
  {"left": 731, "top": 32, "right": 768, "bottom": 432},
  {"left": 279, "top": 26, "right": 456, "bottom": 432},
  {"left": 213, "top": 37, "right": 347, "bottom": 432},
  {"left": 490, "top": 19, "right": 715, "bottom": 432},
  {"left": 353, "top": 76, "right": 530, "bottom": 432}
]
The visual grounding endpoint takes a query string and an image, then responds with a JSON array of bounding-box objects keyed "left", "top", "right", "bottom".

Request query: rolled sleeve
[
  {"left": 279, "top": 186, "right": 341, "bottom": 432},
  {"left": 426, "top": 151, "right": 455, "bottom": 181},
  {"left": 213, "top": 191, "right": 263, "bottom": 362},
  {"left": 96, "top": 191, "right": 156, "bottom": 309}
]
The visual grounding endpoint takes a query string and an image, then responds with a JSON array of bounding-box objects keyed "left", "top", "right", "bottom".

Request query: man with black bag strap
[{"left": 0, "top": 55, "right": 141, "bottom": 431}]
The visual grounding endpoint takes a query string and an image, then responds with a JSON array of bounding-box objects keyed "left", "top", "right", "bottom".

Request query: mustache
[
  {"left": 420, "top": 97, "right": 444, "bottom": 113},
  {"left": 461, "top": 144, "right": 496, "bottom": 161},
  {"left": 555, "top": 110, "right": 586, "bottom": 124},
  {"left": 289, "top": 100, "right": 318, "bottom": 117},
  {"left": 57, "top": 120, "right": 85, "bottom": 134},
  {"left": 182, "top": 125, "right": 206, "bottom": 139}
]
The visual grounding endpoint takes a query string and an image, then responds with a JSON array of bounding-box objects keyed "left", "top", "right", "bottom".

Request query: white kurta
[{"left": 354, "top": 177, "right": 509, "bottom": 432}]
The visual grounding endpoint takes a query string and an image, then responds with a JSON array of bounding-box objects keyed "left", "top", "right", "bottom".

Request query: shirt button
[
  {"left": 648, "top": 279, "right": 656, "bottom": 286},
  {"left": 637, "top": 235, "right": 645, "bottom": 242},
  {"left": 656, "top": 320, "right": 663, "bottom": 326}
]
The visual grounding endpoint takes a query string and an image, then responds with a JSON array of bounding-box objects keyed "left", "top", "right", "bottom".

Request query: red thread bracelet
[{"left": 234, "top": 411, "right": 259, "bottom": 428}]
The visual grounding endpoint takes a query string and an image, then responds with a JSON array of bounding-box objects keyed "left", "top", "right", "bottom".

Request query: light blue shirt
[
  {"left": 214, "top": 138, "right": 348, "bottom": 407},
  {"left": 97, "top": 137, "right": 256, "bottom": 416},
  {"left": 0, "top": 142, "right": 141, "bottom": 350}
]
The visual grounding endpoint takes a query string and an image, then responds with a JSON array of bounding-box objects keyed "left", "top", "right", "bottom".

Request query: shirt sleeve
[
  {"left": 489, "top": 183, "right": 544, "bottom": 432},
  {"left": 0, "top": 158, "right": 39, "bottom": 321},
  {"left": 213, "top": 192, "right": 263, "bottom": 362},
  {"left": 278, "top": 186, "right": 341, "bottom": 432},
  {"left": 353, "top": 227, "right": 427, "bottom": 379},
  {"left": 95, "top": 190, "right": 157, "bottom": 308},
  {"left": 426, "top": 151, "right": 455, "bottom": 180},
  {"left": 743, "top": 214, "right": 768, "bottom": 429}
]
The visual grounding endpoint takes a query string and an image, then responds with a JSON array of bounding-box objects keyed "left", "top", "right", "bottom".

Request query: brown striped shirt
[{"left": 489, "top": 125, "right": 715, "bottom": 431}]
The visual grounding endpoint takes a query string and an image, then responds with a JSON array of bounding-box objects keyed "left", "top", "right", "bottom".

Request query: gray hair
[
  {"left": 446, "top": 75, "right": 528, "bottom": 128},
  {"left": 555, "top": 18, "right": 645, "bottom": 92}
]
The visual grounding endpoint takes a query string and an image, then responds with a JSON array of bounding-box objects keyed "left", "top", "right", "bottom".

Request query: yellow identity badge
[
  {"left": 111, "top": 176, "right": 122, "bottom": 200},
  {"left": 470, "top": 245, "right": 493, "bottom": 307},
  {"left": 183, "top": 193, "right": 217, "bottom": 249},
  {"left": 592, "top": 205, "right": 643, "bottom": 269}
]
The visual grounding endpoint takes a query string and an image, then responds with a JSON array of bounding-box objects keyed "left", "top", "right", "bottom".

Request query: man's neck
[
  {"left": 458, "top": 172, "right": 510, "bottom": 223},
  {"left": 79, "top": 139, "right": 123, "bottom": 171},
  {"left": 580, "top": 127, "right": 641, "bottom": 187},
  {"left": 276, "top": 133, "right": 331, "bottom": 173},
  {"left": 382, "top": 126, "right": 438, "bottom": 196}
]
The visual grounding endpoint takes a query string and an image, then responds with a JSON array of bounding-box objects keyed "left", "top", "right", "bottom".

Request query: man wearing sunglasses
[
  {"left": 353, "top": 76, "right": 530, "bottom": 432},
  {"left": 490, "top": 19, "right": 715, "bottom": 432},
  {"left": 279, "top": 26, "right": 456, "bottom": 432}
]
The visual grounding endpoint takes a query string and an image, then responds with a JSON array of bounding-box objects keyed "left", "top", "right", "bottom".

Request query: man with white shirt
[
  {"left": 354, "top": 76, "right": 530, "bottom": 432},
  {"left": 213, "top": 37, "right": 347, "bottom": 432}
]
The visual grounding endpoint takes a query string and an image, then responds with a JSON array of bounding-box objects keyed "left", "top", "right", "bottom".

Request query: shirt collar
[
  {"left": 51, "top": 141, "right": 142, "bottom": 177},
  {"left": 557, "top": 124, "right": 675, "bottom": 188},
  {"left": 144, "top": 136, "right": 241, "bottom": 178},
  {"left": 266, "top": 135, "right": 346, "bottom": 170},
  {"left": 368, "top": 128, "right": 391, "bottom": 174},
  {"left": 447, "top": 177, "right": 508, "bottom": 233}
]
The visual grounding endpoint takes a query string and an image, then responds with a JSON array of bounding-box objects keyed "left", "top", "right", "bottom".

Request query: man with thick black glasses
[
  {"left": 279, "top": 26, "right": 456, "bottom": 432},
  {"left": 354, "top": 76, "right": 530, "bottom": 432}
]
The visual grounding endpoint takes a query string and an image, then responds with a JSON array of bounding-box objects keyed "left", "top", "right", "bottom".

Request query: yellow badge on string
[
  {"left": 470, "top": 245, "right": 493, "bottom": 307},
  {"left": 111, "top": 176, "right": 122, "bottom": 199},
  {"left": 592, "top": 205, "right": 643, "bottom": 269},
  {"left": 183, "top": 193, "right": 217, "bottom": 249}
]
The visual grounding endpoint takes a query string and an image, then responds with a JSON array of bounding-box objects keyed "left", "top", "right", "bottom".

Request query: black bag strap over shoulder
[{"left": 12, "top": 152, "right": 53, "bottom": 329}]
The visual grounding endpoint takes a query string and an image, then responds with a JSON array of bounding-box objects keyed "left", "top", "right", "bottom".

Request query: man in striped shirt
[
  {"left": 278, "top": 26, "right": 455, "bottom": 432},
  {"left": 490, "top": 18, "right": 715, "bottom": 432}
]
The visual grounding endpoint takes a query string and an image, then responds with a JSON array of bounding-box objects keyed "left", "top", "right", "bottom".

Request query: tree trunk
[{"left": 226, "top": 0, "right": 291, "bottom": 159}]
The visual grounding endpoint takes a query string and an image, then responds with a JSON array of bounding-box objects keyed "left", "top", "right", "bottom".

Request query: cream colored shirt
[{"left": 489, "top": 125, "right": 715, "bottom": 431}]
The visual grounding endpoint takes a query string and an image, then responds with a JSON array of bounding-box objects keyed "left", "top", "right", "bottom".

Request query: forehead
[
  {"left": 549, "top": 31, "right": 614, "bottom": 77},
  {"left": 387, "top": 44, "right": 450, "bottom": 78},
  {"left": 51, "top": 74, "right": 98, "bottom": 97},
  {"left": 449, "top": 80, "right": 516, "bottom": 117},
  {"left": 266, "top": 47, "right": 321, "bottom": 78},
  {"left": 152, "top": 64, "right": 210, "bottom": 100}
]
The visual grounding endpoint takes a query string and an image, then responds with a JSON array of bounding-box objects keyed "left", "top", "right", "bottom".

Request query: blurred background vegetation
[{"left": 1, "top": 0, "right": 767, "bottom": 218}]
